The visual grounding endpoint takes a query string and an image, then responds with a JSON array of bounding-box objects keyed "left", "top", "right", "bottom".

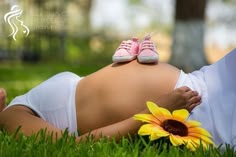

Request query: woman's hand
[{"left": 156, "top": 86, "right": 201, "bottom": 112}]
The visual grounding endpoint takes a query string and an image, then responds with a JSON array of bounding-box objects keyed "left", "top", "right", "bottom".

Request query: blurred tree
[
  {"left": 59, "top": 0, "right": 68, "bottom": 60},
  {"left": 170, "top": 0, "right": 208, "bottom": 72},
  {"left": 22, "top": 0, "right": 47, "bottom": 62},
  {"left": 75, "top": 0, "right": 93, "bottom": 34},
  {"left": 29, "top": 0, "right": 68, "bottom": 61}
]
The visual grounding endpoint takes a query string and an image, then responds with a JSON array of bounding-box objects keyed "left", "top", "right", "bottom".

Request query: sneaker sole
[
  {"left": 138, "top": 56, "right": 158, "bottom": 63},
  {"left": 112, "top": 56, "right": 136, "bottom": 63}
]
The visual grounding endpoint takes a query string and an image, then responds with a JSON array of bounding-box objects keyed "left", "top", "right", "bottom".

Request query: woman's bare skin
[
  {"left": 75, "top": 61, "right": 201, "bottom": 134},
  {"left": 0, "top": 88, "right": 6, "bottom": 111},
  {"left": 0, "top": 61, "right": 201, "bottom": 142}
]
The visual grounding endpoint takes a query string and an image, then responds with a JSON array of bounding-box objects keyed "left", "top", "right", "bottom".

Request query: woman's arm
[{"left": 76, "top": 109, "right": 148, "bottom": 142}]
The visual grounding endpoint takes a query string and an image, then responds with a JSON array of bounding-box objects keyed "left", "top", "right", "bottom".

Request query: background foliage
[{"left": 0, "top": 0, "right": 235, "bottom": 68}]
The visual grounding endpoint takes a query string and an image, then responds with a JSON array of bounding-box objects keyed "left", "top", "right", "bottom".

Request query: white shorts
[
  {"left": 5, "top": 72, "right": 82, "bottom": 135},
  {"left": 175, "top": 48, "right": 236, "bottom": 147}
]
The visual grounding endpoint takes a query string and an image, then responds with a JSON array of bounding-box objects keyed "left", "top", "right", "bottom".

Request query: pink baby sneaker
[
  {"left": 112, "top": 37, "right": 139, "bottom": 63},
  {"left": 137, "top": 35, "right": 159, "bottom": 64}
]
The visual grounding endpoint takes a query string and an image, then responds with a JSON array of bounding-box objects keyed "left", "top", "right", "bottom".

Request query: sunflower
[{"left": 133, "top": 101, "right": 214, "bottom": 151}]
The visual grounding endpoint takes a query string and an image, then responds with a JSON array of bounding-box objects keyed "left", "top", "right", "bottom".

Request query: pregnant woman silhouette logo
[{"left": 4, "top": 5, "right": 30, "bottom": 41}]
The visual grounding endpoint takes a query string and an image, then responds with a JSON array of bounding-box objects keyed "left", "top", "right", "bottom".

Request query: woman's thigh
[{"left": 0, "top": 105, "right": 65, "bottom": 139}]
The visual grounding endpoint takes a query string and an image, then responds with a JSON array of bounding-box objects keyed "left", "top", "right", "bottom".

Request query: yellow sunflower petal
[
  {"left": 133, "top": 114, "right": 161, "bottom": 125},
  {"left": 185, "top": 120, "right": 201, "bottom": 128},
  {"left": 185, "top": 139, "right": 198, "bottom": 151},
  {"left": 158, "top": 107, "right": 172, "bottom": 117},
  {"left": 187, "top": 145, "right": 197, "bottom": 151},
  {"left": 169, "top": 134, "right": 185, "bottom": 146},
  {"left": 150, "top": 128, "right": 169, "bottom": 141},
  {"left": 138, "top": 124, "right": 153, "bottom": 136},
  {"left": 146, "top": 101, "right": 171, "bottom": 118},
  {"left": 187, "top": 133, "right": 214, "bottom": 145},
  {"left": 184, "top": 134, "right": 214, "bottom": 149},
  {"left": 150, "top": 123, "right": 170, "bottom": 136},
  {"left": 150, "top": 133, "right": 162, "bottom": 141},
  {"left": 146, "top": 101, "right": 162, "bottom": 115},
  {"left": 152, "top": 127, "right": 169, "bottom": 137},
  {"left": 138, "top": 123, "right": 170, "bottom": 139},
  {"left": 172, "top": 109, "right": 189, "bottom": 121},
  {"left": 181, "top": 136, "right": 204, "bottom": 151},
  {"left": 194, "top": 139, "right": 212, "bottom": 150},
  {"left": 138, "top": 124, "right": 166, "bottom": 135},
  {"left": 188, "top": 127, "right": 213, "bottom": 138},
  {"left": 185, "top": 137, "right": 210, "bottom": 150},
  {"left": 193, "top": 139, "right": 209, "bottom": 150}
]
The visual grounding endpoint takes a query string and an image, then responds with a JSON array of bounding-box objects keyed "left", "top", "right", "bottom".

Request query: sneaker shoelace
[
  {"left": 140, "top": 40, "right": 155, "bottom": 52},
  {"left": 139, "top": 34, "right": 156, "bottom": 52},
  {"left": 117, "top": 41, "right": 132, "bottom": 52}
]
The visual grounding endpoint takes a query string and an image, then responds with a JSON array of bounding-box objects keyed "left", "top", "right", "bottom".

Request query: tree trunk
[
  {"left": 78, "top": 0, "right": 93, "bottom": 34},
  {"left": 59, "top": 0, "right": 67, "bottom": 60},
  {"left": 170, "top": 0, "right": 208, "bottom": 72}
]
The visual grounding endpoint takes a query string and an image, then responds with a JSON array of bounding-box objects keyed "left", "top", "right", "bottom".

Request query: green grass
[
  {"left": 0, "top": 130, "right": 235, "bottom": 157},
  {"left": 0, "top": 62, "right": 235, "bottom": 157}
]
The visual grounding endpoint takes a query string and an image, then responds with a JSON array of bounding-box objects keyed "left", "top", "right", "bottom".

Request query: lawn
[{"left": 0, "top": 62, "right": 235, "bottom": 157}]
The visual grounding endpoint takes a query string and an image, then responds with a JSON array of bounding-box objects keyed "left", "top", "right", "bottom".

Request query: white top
[{"left": 175, "top": 49, "right": 236, "bottom": 148}]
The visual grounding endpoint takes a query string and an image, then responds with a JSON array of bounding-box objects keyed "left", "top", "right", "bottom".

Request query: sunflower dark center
[{"left": 161, "top": 119, "right": 188, "bottom": 136}]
